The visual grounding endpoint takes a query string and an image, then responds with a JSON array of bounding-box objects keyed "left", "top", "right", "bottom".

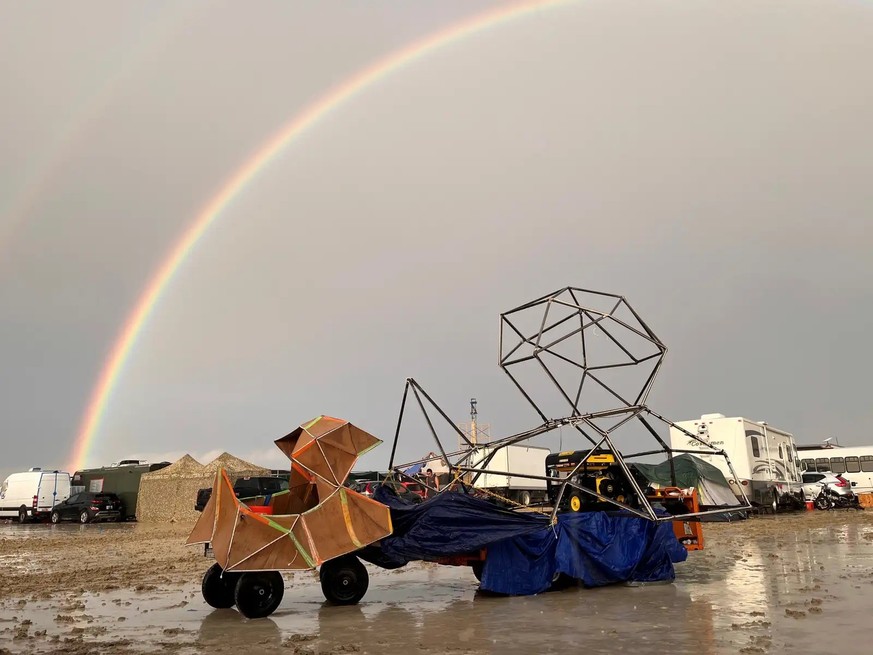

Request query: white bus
[{"left": 797, "top": 445, "right": 873, "bottom": 494}]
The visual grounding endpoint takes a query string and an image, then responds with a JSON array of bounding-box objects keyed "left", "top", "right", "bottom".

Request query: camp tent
[
  {"left": 137, "top": 453, "right": 271, "bottom": 523},
  {"left": 632, "top": 454, "right": 738, "bottom": 507}
]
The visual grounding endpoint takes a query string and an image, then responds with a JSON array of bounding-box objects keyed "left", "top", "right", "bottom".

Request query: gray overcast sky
[{"left": 1, "top": 0, "right": 872, "bottom": 482}]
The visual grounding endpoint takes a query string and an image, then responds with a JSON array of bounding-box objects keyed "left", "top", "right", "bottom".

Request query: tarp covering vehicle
[
  {"left": 369, "top": 486, "right": 687, "bottom": 595},
  {"left": 631, "top": 454, "right": 738, "bottom": 507}
]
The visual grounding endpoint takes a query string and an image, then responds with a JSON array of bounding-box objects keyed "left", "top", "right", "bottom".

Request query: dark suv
[
  {"left": 51, "top": 492, "right": 122, "bottom": 524},
  {"left": 195, "top": 476, "right": 289, "bottom": 512}
]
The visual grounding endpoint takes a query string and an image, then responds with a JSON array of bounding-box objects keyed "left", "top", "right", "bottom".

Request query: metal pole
[
  {"left": 388, "top": 380, "right": 410, "bottom": 470},
  {"left": 410, "top": 385, "right": 451, "bottom": 470}
]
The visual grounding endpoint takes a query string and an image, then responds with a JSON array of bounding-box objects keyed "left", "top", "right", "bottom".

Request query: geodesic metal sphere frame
[
  {"left": 387, "top": 286, "right": 751, "bottom": 522},
  {"left": 499, "top": 286, "right": 667, "bottom": 424}
]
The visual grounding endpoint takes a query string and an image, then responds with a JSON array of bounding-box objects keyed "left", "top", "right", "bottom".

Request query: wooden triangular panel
[
  {"left": 186, "top": 470, "right": 221, "bottom": 545},
  {"left": 209, "top": 470, "right": 242, "bottom": 570},
  {"left": 348, "top": 424, "right": 381, "bottom": 455},
  {"left": 225, "top": 512, "right": 286, "bottom": 570},
  {"left": 303, "top": 415, "right": 346, "bottom": 439}
]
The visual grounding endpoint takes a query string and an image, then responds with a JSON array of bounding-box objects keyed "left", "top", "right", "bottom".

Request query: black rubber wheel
[
  {"left": 548, "top": 571, "right": 575, "bottom": 592},
  {"left": 320, "top": 556, "right": 369, "bottom": 605},
  {"left": 771, "top": 489, "right": 779, "bottom": 514},
  {"left": 201, "top": 563, "right": 240, "bottom": 609},
  {"left": 18, "top": 507, "right": 29, "bottom": 524},
  {"left": 79, "top": 510, "right": 91, "bottom": 524},
  {"left": 519, "top": 490, "right": 532, "bottom": 506},
  {"left": 814, "top": 494, "right": 831, "bottom": 511},
  {"left": 234, "top": 571, "right": 284, "bottom": 619},
  {"left": 471, "top": 561, "right": 484, "bottom": 582},
  {"left": 50, "top": 511, "right": 61, "bottom": 524}
]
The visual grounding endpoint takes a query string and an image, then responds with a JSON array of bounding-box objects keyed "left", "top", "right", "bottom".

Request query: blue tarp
[{"left": 370, "top": 487, "right": 687, "bottom": 595}]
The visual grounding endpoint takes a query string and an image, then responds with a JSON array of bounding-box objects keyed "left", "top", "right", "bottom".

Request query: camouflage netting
[{"left": 137, "top": 453, "right": 270, "bottom": 523}]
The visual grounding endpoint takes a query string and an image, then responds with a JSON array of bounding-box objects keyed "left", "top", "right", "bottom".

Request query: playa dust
[{"left": 1, "top": 510, "right": 872, "bottom": 654}]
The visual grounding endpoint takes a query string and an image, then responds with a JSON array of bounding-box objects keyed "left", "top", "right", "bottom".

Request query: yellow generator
[{"left": 545, "top": 449, "right": 636, "bottom": 511}]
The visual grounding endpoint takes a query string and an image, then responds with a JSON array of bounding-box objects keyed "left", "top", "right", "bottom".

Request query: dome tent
[{"left": 137, "top": 453, "right": 270, "bottom": 523}]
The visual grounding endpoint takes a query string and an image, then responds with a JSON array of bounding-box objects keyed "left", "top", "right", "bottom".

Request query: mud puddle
[{"left": 1, "top": 511, "right": 872, "bottom": 654}]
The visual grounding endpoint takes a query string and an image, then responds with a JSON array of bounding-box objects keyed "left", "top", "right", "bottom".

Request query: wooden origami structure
[{"left": 187, "top": 416, "right": 393, "bottom": 571}]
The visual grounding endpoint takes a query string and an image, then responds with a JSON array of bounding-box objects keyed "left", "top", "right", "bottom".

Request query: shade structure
[{"left": 187, "top": 416, "right": 393, "bottom": 571}]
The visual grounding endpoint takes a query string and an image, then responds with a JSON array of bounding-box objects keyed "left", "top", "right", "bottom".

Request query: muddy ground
[{"left": 1, "top": 510, "right": 872, "bottom": 654}]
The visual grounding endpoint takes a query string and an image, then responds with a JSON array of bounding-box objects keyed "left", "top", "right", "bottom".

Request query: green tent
[{"left": 632, "top": 454, "right": 738, "bottom": 507}]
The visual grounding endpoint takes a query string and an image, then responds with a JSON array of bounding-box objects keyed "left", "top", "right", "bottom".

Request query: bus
[{"left": 796, "top": 444, "right": 873, "bottom": 494}]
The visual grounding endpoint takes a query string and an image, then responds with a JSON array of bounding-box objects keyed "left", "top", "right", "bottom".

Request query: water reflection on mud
[{"left": 1, "top": 512, "right": 871, "bottom": 654}]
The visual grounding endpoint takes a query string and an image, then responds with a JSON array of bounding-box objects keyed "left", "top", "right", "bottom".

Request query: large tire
[
  {"left": 201, "top": 563, "right": 239, "bottom": 609},
  {"left": 50, "top": 511, "right": 61, "bottom": 524},
  {"left": 234, "top": 571, "right": 284, "bottom": 619},
  {"left": 320, "top": 556, "right": 369, "bottom": 605},
  {"left": 518, "top": 490, "right": 532, "bottom": 507},
  {"left": 18, "top": 507, "right": 29, "bottom": 524},
  {"left": 79, "top": 510, "right": 91, "bottom": 524}
]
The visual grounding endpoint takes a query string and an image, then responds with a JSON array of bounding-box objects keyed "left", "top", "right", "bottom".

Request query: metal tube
[
  {"left": 409, "top": 379, "right": 474, "bottom": 448},
  {"left": 388, "top": 380, "right": 410, "bottom": 470},
  {"left": 410, "top": 385, "right": 451, "bottom": 467},
  {"left": 598, "top": 430, "right": 659, "bottom": 521}
]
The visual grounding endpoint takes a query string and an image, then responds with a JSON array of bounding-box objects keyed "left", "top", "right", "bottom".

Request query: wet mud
[{"left": 1, "top": 510, "right": 872, "bottom": 654}]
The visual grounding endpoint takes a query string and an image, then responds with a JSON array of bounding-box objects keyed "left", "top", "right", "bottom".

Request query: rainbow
[{"left": 68, "top": 0, "right": 574, "bottom": 471}]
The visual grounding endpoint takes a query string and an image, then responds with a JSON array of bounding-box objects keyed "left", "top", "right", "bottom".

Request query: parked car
[
  {"left": 195, "top": 476, "right": 289, "bottom": 512},
  {"left": 377, "top": 481, "right": 424, "bottom": 504},
  {"left": 801, "top": 471, "right": 856, "bottom": 500},
  {"left": 348, "top": 480, "right": 379, "bottom": 498},
  {"left": 51, "top": 492, "right": 122, "bottom": 524},
  {"left": 401, "top": 481, "right": 426, "bottom": 499}
]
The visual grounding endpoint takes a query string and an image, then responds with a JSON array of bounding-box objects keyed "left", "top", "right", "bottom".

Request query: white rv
[
  {"left": 466, "top": 444, "right": 550, "bottom": 505},
  {"left": 669, "top": 414, "right": 802, "bottom": 511},
  {"left": 0, "top": 469, "right": 72, "bottom": 523}
]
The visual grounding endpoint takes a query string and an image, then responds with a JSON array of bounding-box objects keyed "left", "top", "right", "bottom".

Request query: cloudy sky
[{"left": 1, "top": 0, "right": 872, "bottom": 483}]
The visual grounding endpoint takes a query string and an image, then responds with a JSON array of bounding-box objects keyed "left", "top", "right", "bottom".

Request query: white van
[{"left": 0, "top": 469, "right": 71, "bottom": 523}]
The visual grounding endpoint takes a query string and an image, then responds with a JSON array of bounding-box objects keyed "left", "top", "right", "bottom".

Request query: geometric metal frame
[
  {"left": 500, "top": 286, "right": 667, "bottom": 425},
  {"left": 386, "top": 286, "right": 752, "bottom": 522}
]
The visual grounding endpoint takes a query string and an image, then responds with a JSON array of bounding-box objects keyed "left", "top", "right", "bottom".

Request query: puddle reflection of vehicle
[{"left": 197, "top": 609, "right": 281, "bottom": 649}]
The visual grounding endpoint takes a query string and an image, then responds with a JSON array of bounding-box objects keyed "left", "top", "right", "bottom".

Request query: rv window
[
  {"left": 845, "top": 457, "right": 861, "bottom": 473},
  {"left": 751, "top": 437, "right": 760, "bottom": 458},
  {"left": 861, "top": 456, "right": 873, "bottom": 473},
  {"left": 815, "top": 458, "right": 830, "bottom": 472},
  {"left": 801, "top": 459, "right": 814, "bottom": 471},
  {"left": 829, "top": 457, "right": 846, "bottom": 474}
]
